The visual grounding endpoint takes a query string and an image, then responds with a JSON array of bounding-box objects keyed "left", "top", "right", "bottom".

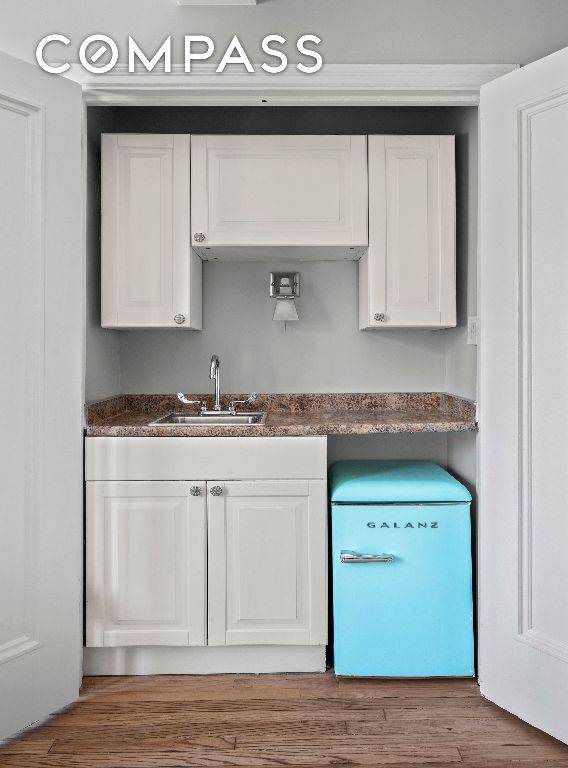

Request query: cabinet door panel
[
  {"left": 386, "top": 141, "right": 440, "bottom": 323},
  {"left": 191, "top": 135, "right": 367, "bottom": 247},
  {"left": 102, "top": 134, "right": 201, "bottom": 329},
  {"left": 86, "top": 481, "right": 206, "bottom": 647},
  {"left": 207, "top": 480, "right": 327, "bottom": 646},
  {"left": 360, "top": 135, "right": 455, "bottom": 329}
]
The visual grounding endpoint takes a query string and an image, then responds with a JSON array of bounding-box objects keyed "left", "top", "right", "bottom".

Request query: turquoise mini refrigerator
[{"left": 330, "top": 461, "right": 474, "bottom": 677}]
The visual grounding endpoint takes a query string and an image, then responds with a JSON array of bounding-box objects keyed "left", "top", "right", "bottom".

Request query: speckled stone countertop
[{"left": 85, "top": 393, "right": 476, "bottom": 438}]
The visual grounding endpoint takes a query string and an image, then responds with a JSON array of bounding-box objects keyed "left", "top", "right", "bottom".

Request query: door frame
[
  {"left": 70, "top": 63, "right": 516, "bottom": 107},
  {"left": 75, "top": 61, "right": 507, "bottom": 680}
]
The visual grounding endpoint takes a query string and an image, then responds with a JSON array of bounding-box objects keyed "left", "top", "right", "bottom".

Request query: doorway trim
[{"left": 69, "top": 63, "right": 517, "bottom": 107}]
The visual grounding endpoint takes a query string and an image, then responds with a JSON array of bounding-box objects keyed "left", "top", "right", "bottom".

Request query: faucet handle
[
  {"left": 177, "top": 393, "right": 206, "bottom": 411},
  {"left": 228, "top": 392, "right": 257, "bottom": 415}
]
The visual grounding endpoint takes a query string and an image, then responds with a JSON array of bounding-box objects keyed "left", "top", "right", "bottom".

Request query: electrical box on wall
[{"left": 467, "top": 316, "right": 478, "bottom": 345}]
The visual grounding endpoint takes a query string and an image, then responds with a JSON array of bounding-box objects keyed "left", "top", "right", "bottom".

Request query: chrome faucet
[
  {"left": 177, "top": 354, "right": 257, "bottom": 415},
  {"left": 177, "top": 354, "right": 221, "bottom": 412},
  {"left": 209, "top": 354, "right": 221, "bottom": 411}
]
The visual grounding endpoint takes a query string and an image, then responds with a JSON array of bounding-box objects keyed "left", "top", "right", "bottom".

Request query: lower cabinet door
[
  {"left": 86, "top": 481, "right": 206, "bottom": 647},
  {"left": 207, "top": 480, "right": 327, "bottom": 646}
]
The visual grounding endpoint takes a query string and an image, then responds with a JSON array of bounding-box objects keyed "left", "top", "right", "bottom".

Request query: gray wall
[
  {"left": 328, "top": 433, "right": 448, "bottom": 467},
  {"left": 2, "top": 0, "right": 568, "bottom": 67},
  {"left": 85, "top": 106, "right": 476, "bottom": 399},
  {"left": 85, "top": 108, "right": 121, "bottom": 401},
  {"left": 444, "top": 107, "right": 478, "bottom": 400},
  {"left": 120, "top": 260, "right": 447, "bottom": 394}
]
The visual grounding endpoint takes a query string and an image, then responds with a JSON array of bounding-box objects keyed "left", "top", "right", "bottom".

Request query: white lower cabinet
[
  {"left": 85, "top": 437, "right": 328, "bottom": 667},
  {"left": 86, "top": 481, "right": 207, "bottom": 647},
  {"left": 207, "top": 480, "right": 327, "bottom": 646}
]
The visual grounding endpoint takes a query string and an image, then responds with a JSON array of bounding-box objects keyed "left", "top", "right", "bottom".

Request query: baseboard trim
[{"left": 83, "top": 645, "right": 326, "bottom": 675}]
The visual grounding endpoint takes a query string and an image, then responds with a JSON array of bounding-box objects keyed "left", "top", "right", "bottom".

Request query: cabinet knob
[
  {"left": 374, "top": 313, "right": 386, "bottom": 322},
  {"left": 210, "top": 485, "right": 223, "bottom": 497},
  {"left": 174, "top": 314, "right": 186, "bottom": 325},
  {"left": 193, "top": 233, "right": 206, "bottom": 243},
  {"left": 190, "top": 486, "right": 202, "bottom": 497}
]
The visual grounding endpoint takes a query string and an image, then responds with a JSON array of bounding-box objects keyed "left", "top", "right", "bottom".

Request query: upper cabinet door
[
  {"left": 190, "top": 135, "right": 368, "bottom": 254},
  {"left": 102, "top": 134, "right": 202, "bottom": 329},
  {"left": 360, "top": 135, "right": 456, "bottom": 329},
  {"left": 207, "top": 480, "right": 327, "bottom": 647}
]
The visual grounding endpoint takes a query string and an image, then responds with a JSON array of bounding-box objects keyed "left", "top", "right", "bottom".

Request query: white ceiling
[
  {"left": 176, "top": 0, "right": 257, "bottom": 5},
  {"left": 1, "top": 0, "right": 567, "bottom": 68}
]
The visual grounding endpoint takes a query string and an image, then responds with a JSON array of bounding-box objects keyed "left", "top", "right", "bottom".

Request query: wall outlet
[{"left": 467, "top": 316, "right": 478, "bottom": 346}]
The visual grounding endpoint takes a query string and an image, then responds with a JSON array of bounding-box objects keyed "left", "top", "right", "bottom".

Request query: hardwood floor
[{"left": 1, "top": 674, "right": 567, "bottom": 767}]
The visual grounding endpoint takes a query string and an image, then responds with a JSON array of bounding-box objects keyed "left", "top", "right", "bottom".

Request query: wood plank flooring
[{"left": 1, "top": 673, "right": 567, "bottom": 767}]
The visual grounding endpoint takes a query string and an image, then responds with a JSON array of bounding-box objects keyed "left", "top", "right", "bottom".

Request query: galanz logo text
[{"left": 366, "top": 521, "right": 439, "bottom": 529}]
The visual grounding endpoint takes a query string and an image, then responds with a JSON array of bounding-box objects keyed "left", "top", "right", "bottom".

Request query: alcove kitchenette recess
[
  {"left": 7, "top": 8, "right": 568, "bottom": 748},
  {"left": 85, "top": 106, "right": 478, "bottom": 675}
]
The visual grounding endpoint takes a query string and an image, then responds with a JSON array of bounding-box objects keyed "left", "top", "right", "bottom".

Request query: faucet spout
[{"left": 209, "top": 354, "right": 221, "bottom": 411}]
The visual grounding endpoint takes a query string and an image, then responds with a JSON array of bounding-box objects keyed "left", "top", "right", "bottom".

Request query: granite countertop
[{"left": 85, "top": 393, "right": 477, "bottom": 437}]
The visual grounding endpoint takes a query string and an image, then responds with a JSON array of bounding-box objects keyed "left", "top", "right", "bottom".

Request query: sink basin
[{"left": 149, "top": 412, "right": 267, "bottom": 426}]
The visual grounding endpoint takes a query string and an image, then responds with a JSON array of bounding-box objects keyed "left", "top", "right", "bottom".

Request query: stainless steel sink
[{"left": 149, "top": 412, "right": 267, "bottom": 426}]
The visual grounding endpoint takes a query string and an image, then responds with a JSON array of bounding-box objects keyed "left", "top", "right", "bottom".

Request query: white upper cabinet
[
  {"left": 101, "top": 134, "right": 202, "bottom": 329},
  {"left": 359, "top": 135, "right": 456, "bottom": 329},
  {"left": 100, "top": 133, "right": 456, "bottom": 328},
  {"left": 190, "top": 135, "right": 368, "bottom": 260}
]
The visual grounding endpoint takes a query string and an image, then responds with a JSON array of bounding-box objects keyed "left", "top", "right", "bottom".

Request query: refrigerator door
[{"left": 332, "top": 502, "right": 474, "bottom": 677}]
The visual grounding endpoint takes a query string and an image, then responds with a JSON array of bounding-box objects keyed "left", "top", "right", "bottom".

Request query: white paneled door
[
  {"left": 0, "top": 53, "right": 83, "bottom": 738},
  {"left": 479, "top": 46, "right": 568, "bottom": 743}
]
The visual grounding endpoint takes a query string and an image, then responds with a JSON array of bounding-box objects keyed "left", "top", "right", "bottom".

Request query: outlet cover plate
[{"left": 467, "top": 316, "right": 478, "bottom": 345}]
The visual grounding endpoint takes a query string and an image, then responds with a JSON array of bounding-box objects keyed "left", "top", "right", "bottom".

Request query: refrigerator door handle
[{"left": 340, "top": 550, "right": 395, "bottom": 564}]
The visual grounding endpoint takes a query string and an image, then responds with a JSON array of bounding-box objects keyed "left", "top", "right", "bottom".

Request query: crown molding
[{"left": 68, "top": 63, "right": 518, "bottom": 106}]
